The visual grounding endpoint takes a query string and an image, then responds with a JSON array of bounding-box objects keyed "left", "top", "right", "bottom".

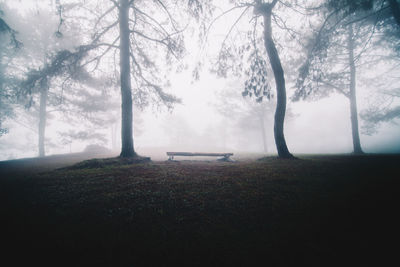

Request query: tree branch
[
  {"left": 94, "top": 5, "right": 117, "bottom": 29},
  {"left": 154, "top": 0, "right": 180, "bottom": 32},
  {"left": 81, "top": 36, "right": 120, "bottom": 71},
  {"left": 220, "top": 6, "right": 251, "bottom": 51},
  {"left": 134, "top": 7, "right": 169, "bottom": 36},
  {"left": 319, "top": 80, "right": 350, "bottom": 98},
  {"left": 92, "top": 20, "right": 119, "bottom": 43},
  {"left": 202, "top": 4, "right": 251, "bottom": 49}
]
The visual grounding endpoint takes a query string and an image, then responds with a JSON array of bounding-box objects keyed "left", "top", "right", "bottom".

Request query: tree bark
[
  {"left": 348, "top": 24, "right": 364, "bottom": 154},
  {"left": 119, "top": 0, "right": 136, "bottom": 157},
  {"left": 259, "top": 113, "right": 268, "bottom": 153},
  {"left": 38, "top": 77, "right": 48, "bottom": 157},
  {"left": 260, "top": 3, "right": 293, "bottom": 158}
]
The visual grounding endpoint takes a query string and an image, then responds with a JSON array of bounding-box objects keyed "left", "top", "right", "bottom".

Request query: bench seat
[{"left": 166, "top": 152, "right": 233, "bottom": 161}]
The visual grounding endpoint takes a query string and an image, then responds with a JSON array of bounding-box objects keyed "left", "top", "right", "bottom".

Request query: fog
[{"left": 1, "top": 0, "right": 399, "bottom": 161}]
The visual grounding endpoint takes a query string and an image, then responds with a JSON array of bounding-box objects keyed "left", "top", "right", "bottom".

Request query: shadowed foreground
[{"left": 0, "top": 154, "right": 399, "bottom": 266}]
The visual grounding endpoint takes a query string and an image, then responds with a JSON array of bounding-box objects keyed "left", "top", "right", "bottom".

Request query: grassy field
[{"left": 0, "top": 153, "right": 399, "bottom": 266}]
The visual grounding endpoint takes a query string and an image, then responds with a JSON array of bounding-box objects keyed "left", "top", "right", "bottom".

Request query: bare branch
[
  {"left": 129, "top": 51, "right": 180, "bottom": 106},
  {"left": 94, "top": 5, "right": 117, "bottom": 29},
  {"left": 154, "top": 0, "right": 180, "bottom": 32},
  {"left": 96, "top": 42, "right": 119, "bottom": 49},
  {"left": 81, "top": 36, "right": 120, "bottom": 71},
  {"left": 220, "top": 6, "right": 251, "bottom": 51},
  {"left": 131, "top": 30, "right": 168, "bottom": 46},
  {"left": 319, "top": 80, "right": 350, "bottom": 98},
  {"left": 130, "top": 30, "right": 181, "bottom": 60},
  {"left": 272, "top": 13, "right": 298, "bottom": 40},
  {"left": 134, "top": 7, "right": 170, "bottom": 36},
  {"left": 92, "top": 20, "right": 119, "bottom": 43},
  {"left": 202, "top": 4, "right": 251, "bottom": 49}
]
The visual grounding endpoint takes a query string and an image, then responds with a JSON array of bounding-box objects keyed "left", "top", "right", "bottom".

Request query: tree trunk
[
  {"left": 348, "top": 24, "right": 364, "bottom": 154},
  {"left": 261, "top": 5, "right": 293, "bottom": 158},
  {"left": 119, "top": 0, "right": 136, "bottom": 157},
  {"left": 38, "top": 77, "right": 48, "bottom": 157},
  {"left": 259, "top": 113, "right": 268, "bottom": 153}
]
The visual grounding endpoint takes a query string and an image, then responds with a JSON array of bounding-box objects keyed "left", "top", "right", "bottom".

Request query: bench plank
[
  {"left": 167, "top": 152, "right": 233, "bottom": 157},
  {"left": 166, "top": 152, "right": 234, "bottom": 161}
]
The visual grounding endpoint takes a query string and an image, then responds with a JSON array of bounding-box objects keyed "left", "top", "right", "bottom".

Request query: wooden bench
[{"left": 166, "top": 152, "right": 234, "bottom": 161}]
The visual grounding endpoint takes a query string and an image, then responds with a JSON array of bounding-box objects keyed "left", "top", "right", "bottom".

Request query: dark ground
[{"left": 0, "top": 153, "right": 399, "bottom": 266}]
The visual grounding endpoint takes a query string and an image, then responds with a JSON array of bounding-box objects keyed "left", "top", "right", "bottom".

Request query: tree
[
  {"left": 1, "top": 1, "right": 90, "bottom": 157},
  {"left": 347, "top": 24, "right": 363, "bottom": 153},
  {"left": 294, "top": 23, "right": 367, "bottom": 153},
  {"left": 199, "top": 0, "right": 308, "bottom": 158},
  {"left": 55, "top": 0, "right": 209, "bottom": 158},
  {"left": 326, "top": 0, "right": 400, "bottom": 133},
  {"left": 118, "top": 0, "right": 134, "bottom": 157},
  {"left": 15, "top": 4, "right": 85, "bottom": 157},
  {"left": 253, "top": 0, "right": 293, "bottom": 158},
  {"left": 214, "top": 80, "right": 275, "bottom": 153},
  {"left": 294, "top": 0, "right": 400, "bottom": 154},
  {"left": 20, "top": 49, "right": 89, "bottom": 156}
]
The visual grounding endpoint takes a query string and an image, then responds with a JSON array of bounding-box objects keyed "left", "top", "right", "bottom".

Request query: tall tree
[
  {"left": 199, "top": 0, "right": 310, "bottom": 158},
  {"left": 254, "top": 0, "right": 292, "bottom": 158},
  {"left": 16, "top": 5, "right": 82, "bottom": 157},
  {"left": 347, "top": 23, "right": 363, "bottom": 153},
  {"left": 118, "top": 0, "right": 134, "bottom": 157},
  {"left": 295, "top": 0, "right": 400, "bottom": 154},
  {"left": 327, "top": 0, "right": 400, "bottom": 133},
  {"left": 56, "top": 0, "right": 209, "bottom": 158},
  {"left": 214, "top": 80, "right": 275, "bottom": 153},
  {"left": 295, "top": 21, "right": 364, "bottom": 153}
]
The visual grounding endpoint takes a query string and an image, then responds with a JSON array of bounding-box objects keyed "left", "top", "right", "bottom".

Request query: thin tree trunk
[
  {"left": 119, "top": 0, "right": 135, "bottom": 157},
  {"left": 259, "top": 113, "right": 268, "bottom": 153},
  {"left": 38, "top": 77, "right": 48, "bottom": 157},
  {"left": 348, "top": 24, "right": 364, "bottom": 154},
  {"left": 260, "top": 3, "right": 293, "bottom": 158}
]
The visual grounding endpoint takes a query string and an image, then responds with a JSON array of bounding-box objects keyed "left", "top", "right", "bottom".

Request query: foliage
[
  {"left": 361, "top": 106, "right": 400, "bottom": 134},
  {"left": 0, "top": 8, "right": 22, "bottom": 49},
  {"left": 295, "top": 0, "right": 400, "bottom": 137},
  {"left": 293, "top": 0, "right": 391, "bottom": 101},
  {"left": 326, "top": 0, "right": 400, "bottom": 54},
  {"left": 19, "top": 45, "right": 93, "bottom": 105},
  {"left": 200, "top": 0, "right": 316, "bottom": 158},
  {"left": 59, "top": 130, "right": 108, "bottom": 146},
  {"left": 327, "top": 0, "right": 375, "bottom": 14},
  {"left": 0, "top": 5, "right": 22, "bottom": 137},
  {"left": 57, "top": 0, "right": 209, "bottom": 110},
  {"left": 360, "top": 88, "right": 400, "bottom": 134},
  {"left": 243, "top": 52, "right": 272, "bottom": 103}
]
